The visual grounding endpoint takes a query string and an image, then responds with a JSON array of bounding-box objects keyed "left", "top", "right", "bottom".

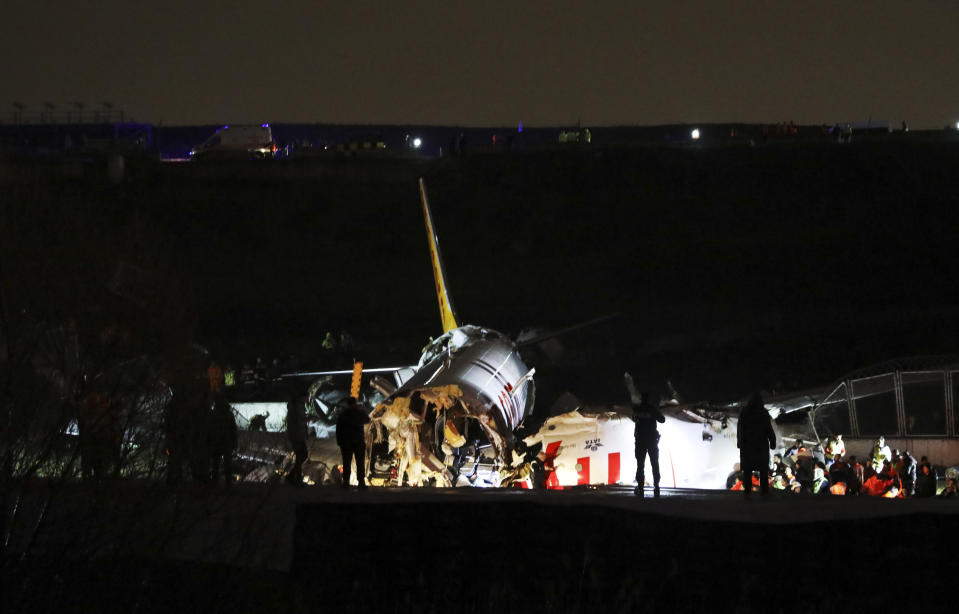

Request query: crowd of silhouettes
[{"left": 163, "top": 356, "right": 238, "bottom": 486}]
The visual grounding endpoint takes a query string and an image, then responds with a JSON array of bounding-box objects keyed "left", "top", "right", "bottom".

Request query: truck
[{"left": 190, "top": 124, "right": 277, "bottom": 160}]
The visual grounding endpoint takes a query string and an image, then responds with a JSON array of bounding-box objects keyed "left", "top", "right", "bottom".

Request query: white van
[{"left": 190, "top": 124, "right": 277, "bottom": 159}]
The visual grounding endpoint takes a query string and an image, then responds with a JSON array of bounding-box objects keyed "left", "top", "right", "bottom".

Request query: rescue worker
[
  {"left": 828, "top": 454, "right": 857, "bottom": 494},
  {"left": 871, "top": 436, "right": 892, "bottom": 472},
  {"left": 726, "top": 463, "right": 743, "bottom": 489},
  {"left": 210, "top": 396, "right": 238, "bottom": 486},
  {"left": 915, "top": 457, "right": 937, "bottom": 498},
  {"left": 335, "top": 396, "right": 371, "bottom": 489},
  {"left": 285, "top": 393, "right": 308, "bottom": 486},
  {"left": 223, "top": 364, "right": 236, "bottom": 388},
  {"left": 824, "top": 434, "right": 845, "bottom": 458},
  {"left": 811, "top": 466, "right": 830, "bottom": 495},
  {"left": 864, "top": 460, "right": 900, "bottom": 497},
  {"left": 736, "top": 392, "right": 777, "bottom": 497},
  {"left": 784, "top": 439, "right": 803, "bottom": 459},
  {"left": 793, "top": 447, "right": 816, "bottom": 493},
  {"left": 849, "top": 455, "right": 865, "bottom": 492},
  {"left": 207, "top": 360, "right": 224, "bottom": 394},
  {"left": 625, "top": 373, "right": 665, "bottom": 497},
  {"left": 899, "top": 450, "right": 918, "bottom": 497}
]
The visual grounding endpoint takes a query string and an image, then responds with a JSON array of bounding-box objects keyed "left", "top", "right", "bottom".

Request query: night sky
[{"left": 4, "top": 1, "right": 958, "bottom": 128}]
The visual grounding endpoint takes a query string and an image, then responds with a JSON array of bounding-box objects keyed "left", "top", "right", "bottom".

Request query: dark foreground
[{"left": 3, "top": 482, "right": 957, "bottom": 613}]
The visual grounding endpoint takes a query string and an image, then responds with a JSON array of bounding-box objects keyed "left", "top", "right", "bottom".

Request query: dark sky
[{"left": 4, "top": 1, "right": 958, "bottom": 128}]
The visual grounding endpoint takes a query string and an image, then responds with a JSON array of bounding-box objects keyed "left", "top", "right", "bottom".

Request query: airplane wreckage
[{"left": 233, "top": 180, "right": 822, "bottom": 489}]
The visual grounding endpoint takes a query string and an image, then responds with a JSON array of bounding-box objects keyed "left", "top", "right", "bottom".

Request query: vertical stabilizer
[{"left": 419, "top": 178, "right": 459, "bottom": 333}]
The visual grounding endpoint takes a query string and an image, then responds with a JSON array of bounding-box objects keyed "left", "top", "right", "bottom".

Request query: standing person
[
  {"left": 210, "top": 397, "right": 238, "bottom": 486},
  {"left": 871, "top": 436, "right": 892, "bottom": 472},
  {"left": 80, "top": 383, "right": 119, "bottom": 482},
  {"left": 625, "top": 373, "right": 665, "bottom": 497},
  {"left": 285, "top": 393, "right": 308, "bottom": 486},
  {"left": 335, "top": 396, "right": 371, "bottom": 489},
  {"left": 207, "top": 360, "right": 224, "bottom": 394},
  {"left": 824, "top": 434, "right": 845, "bottom": 458},
  {"left": 187, "top": 392, "right": 212, "bottom": 484},
  {"left": 736, "top": 392, "right": 777, "bottom": 497},
  {"left": 899, "top": 450, "right": 918, "bottom": 497},
  {"left": 223, "top": 364, "right": 236, "bottom": 389},
  {"left": 915, "top": 457, "right": 936, "bottom": 498}
]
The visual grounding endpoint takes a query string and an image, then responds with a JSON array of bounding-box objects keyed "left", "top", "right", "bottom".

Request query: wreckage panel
[
  {"left": 527, "top": 409, "right": 743, "bottom": 489},
  {"left": 394, "top": 337, "right": 531, "bottom": 431}
]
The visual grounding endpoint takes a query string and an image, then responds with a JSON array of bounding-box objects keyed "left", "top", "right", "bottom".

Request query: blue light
[
  {"left": 518, "top": 122, "right": 523, "bottom": 133},
  {"left": 261, "top": 123, "right": 269, "bottom": 128}
]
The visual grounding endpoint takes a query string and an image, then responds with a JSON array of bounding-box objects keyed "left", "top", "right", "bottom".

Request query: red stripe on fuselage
[
  {"left": 577, "top": 457, "right": 590, "bottom": 485},
  {"left": 608, "top": 452, "right": 620, "bottom": 484}
]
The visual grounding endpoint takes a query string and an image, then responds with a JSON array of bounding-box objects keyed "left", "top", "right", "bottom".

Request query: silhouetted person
[
  {"left": 736, "top": 392, "right": 777, "bottom": 497},
  {"left": 165, "top": 367, "right": 204, "bottom": 486},
  {"left": 336, "top": 396, "right": 371, "bottom": 489},
  {"left": 248, "top": 412, "right": 269, "bottom": 431},
  {"left": 80, "top": 384, "right": 120, "bottom": 482},
  {"left": 286, "top": 393, "right": 308, "bottom": 486},
  {"left": 915, "top": 457, "right": 936, "bottom": 498},
  {"left": 210, "top": 397, "right": 238, "bottom": 486},
  {"left": 207, "top": 360, "right": 224, "bottom": 394},
  {"left": 900, "top": 450, "right": 917, "bottom": 497},
  {"left": 626, "top": 373, "right": 665, "bottom": 497},
  {"left": 187, "top": 392, "right": 212, "bottom": 484}
]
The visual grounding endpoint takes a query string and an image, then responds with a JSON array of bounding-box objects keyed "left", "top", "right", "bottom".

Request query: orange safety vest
[
  {"left": 829, "top": 482, "right": 847, "bottom": 495},
  {"left": 207, "top": 365, "right": 224, "bottom": 393}
]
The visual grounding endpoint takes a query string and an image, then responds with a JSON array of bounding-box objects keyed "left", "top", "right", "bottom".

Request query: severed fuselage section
[{"left": 368, "top": 325, "right": 534, "bottom": 486}]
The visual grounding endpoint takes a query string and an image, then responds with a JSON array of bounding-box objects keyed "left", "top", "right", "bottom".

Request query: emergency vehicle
[{"left": 190, "top": 124, "right": 277, "bottom": 160}]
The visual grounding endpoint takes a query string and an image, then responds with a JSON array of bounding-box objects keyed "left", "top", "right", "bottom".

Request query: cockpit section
[{"left": 369, "top": 325, "right": 533, "bottom": 487}]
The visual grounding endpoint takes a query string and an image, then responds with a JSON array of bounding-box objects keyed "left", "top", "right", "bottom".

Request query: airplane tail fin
[{"left": 419, "top": 178, "right": 459, "bottom": 333}]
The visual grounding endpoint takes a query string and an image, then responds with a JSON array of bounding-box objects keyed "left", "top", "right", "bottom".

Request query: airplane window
[
  {"left": 901, "top": 371, "right": 946, "bottom": 435},
  {"left": 852, "top": 374, "right": 898, "bottom": 437},
  {"left": 813, "top": 383, "right": 850, "bottom": 438}
]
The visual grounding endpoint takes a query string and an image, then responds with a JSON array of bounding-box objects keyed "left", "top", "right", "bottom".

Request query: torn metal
[{"left": 366, "top": 324, "right": 535, "bottom": 487}]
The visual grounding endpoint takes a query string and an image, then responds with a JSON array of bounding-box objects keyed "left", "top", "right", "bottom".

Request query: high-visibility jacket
[{"left": 207, "top": 365, "right": 224, "bottom": 393}]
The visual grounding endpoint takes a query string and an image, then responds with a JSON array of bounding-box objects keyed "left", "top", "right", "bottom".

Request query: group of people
[
  {"left": 284, "top": 393, "right": 370, "bottom": 488},
  {"left": 626, "top": 379, "right": 957, "bottom": 500},
  {"left": 729, "top": 427, "right": 955, "bottom": 498},
  {"left": 164, "top": 361, "right": 238, "bottom": 486}
]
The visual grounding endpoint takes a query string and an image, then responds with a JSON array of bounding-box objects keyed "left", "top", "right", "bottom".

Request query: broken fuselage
[
  {"left": 366, "top": 181, "right": 535, "bottom": 486},
  {"left": 369, "top": 325, "right": 535, "bottom": 485}
]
